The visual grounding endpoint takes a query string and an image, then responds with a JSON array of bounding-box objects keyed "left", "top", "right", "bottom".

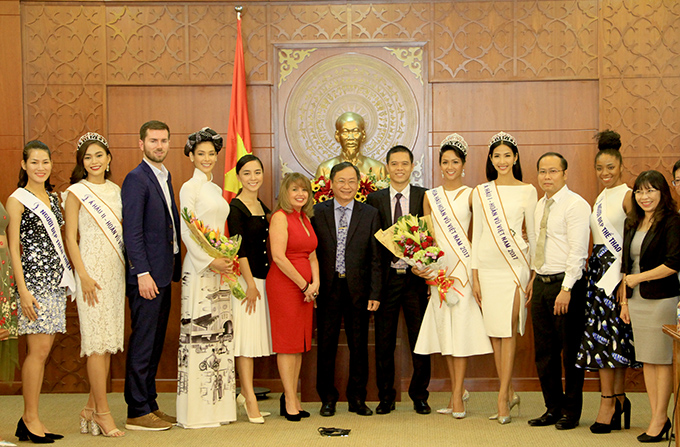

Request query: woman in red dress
[{"left": 266, "top": 173, "right": 319, "bottom": 422}]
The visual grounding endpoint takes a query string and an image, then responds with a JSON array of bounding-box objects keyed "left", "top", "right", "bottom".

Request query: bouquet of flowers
[
  {"left": 375, "top": 214, "right": 461, "bottom": 306},
  {"left": 312, "top": 168, "right": 390, "bottom": 204},
  {"left": 181, "top": 208, "right": 246, "bottom": 300}
]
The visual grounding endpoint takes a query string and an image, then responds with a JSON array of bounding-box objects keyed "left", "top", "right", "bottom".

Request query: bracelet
[
  {"left": 301, "top": 282, "right": 309, "bottom": 293},
  {"left": 620, "top": 301, "right": 628, "bottom": 306}
]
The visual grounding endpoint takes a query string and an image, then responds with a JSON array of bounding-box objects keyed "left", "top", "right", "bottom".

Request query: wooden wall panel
[
  {"left": 350, "top": 3, "right": 430, "bottom": 41},
  {"left": 270, "top": 4, "right": 348, "bottom": 41}
]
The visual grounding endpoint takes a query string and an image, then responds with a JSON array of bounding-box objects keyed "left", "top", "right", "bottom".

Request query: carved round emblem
[{"left": 284, "top": 53, "right": 419, "bottom": 174}]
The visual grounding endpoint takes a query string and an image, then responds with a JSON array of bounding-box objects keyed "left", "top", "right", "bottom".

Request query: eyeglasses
[
  {"left": 339, "top": 129, "right": 362, "bottom": 138},
  {"left": 537, "top": 169, "right": 564, "bottom": 177},
  {"left": 333, "top": 179, "right": 358, "bottom": 187},
  {"left": 634, "top": 188, "right": 659, "bottom": 196}
]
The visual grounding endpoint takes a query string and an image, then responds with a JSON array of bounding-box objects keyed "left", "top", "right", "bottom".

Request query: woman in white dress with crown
[
  {"left": 414, "top": 134, "right": 492, "bottom": 419},
  {"left": 64, "top": 132, "right": 125, "bottom": 437},
  {"left": 471, "top": 132, "right": 537, "bottom": 424}
]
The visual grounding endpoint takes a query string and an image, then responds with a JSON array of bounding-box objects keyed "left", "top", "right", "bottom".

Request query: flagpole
[{"left": 235, "top": 5, "right": 242, "bottom": 20}]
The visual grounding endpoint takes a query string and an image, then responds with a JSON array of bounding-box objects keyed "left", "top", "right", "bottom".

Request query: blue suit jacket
[{"left": 121, "top": 161, "right": 182, "bottom": 287}]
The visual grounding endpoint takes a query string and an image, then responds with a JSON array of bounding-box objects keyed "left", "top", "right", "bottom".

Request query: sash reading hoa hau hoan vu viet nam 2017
[
  {"left": 67, "top": 182, "right": 125, "bottom": 266},
  {"left": 476, "top": 181, "right": 530, "bottom": 293},
  {"left": 593, "top": 195, "right": 624, "bottom": 296},
  {"left": 427, "top": 187, "right": 471, "bottom": 293},
  {"left": 10, "top": 188, "right": 76, "bottom": 296}
]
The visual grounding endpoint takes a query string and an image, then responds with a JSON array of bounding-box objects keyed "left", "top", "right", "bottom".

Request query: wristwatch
[{"left": 561, "top": 286, "right": 571, "bottom": 293}]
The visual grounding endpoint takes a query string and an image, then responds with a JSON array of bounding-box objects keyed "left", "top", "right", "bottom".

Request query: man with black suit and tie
[
  {"left": 366, "top": 145, "right": 431, "bottom": 415},
  {"left": 121, "top": 120, "right": 182, "bottom": 431},
  {"left": 312, "top": 162, "right": 382, "bottom": 417}
]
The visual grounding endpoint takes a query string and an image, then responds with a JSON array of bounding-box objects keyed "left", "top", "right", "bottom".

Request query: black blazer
[
  {"left": 121, "top": 161, "right": 182, "bottom": 287},
  {"left": 365, "top": 185, "right": 428, "bottom": 298},
  {"left": 311, "top": 199, "right": 382, "bottom": 308},
  {"left": 622, "top": 213, "right": 680, "bottom": 299}
]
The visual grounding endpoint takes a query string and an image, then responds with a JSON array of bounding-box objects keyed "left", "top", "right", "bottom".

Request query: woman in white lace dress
[{"left": 64, "top": 133, "right": 125, "bottom": 437}]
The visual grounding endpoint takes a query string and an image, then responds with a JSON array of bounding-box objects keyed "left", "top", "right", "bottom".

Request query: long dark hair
[
  {"left": 626, "top": 170, "right": 677, "bottom": 232},
  {"left": 18, "top": 140, "right": 53, "bottom": 191},
  {"left": 70, "top": 140, "right": 113, "bottom": 184},
  {"left": 486, "top": 140, "right": 523, "bottom": 181}
]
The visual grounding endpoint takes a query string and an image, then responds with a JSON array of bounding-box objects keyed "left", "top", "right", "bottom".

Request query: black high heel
[
  {"left": 280, "top": 394, "right": 301, "bottom": 422},
  {"left": 590, "top": 395, "right": 621, "bottom": 434},
  {"left": 15, "top": 418, "right": 54, "bottom": 444},
  {"left": 637, "top": 418, "right": 671, "bottom": 443},
  {"left": 615, "top": 393, "right": 632, "bottom": 429}
]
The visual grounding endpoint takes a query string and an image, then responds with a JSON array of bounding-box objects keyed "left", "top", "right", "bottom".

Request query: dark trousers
[
  {"left": 375, "top": 269, "right": 430, "bottom": 403},
  {"left": 124, "top": 283, "right": 172, "bottom": 418},
  {"left": 531, "top": 276, "right": 586, "bottom": 420},
  {"left": 316, "top": 276, "right": 369, "bottom": 404}
]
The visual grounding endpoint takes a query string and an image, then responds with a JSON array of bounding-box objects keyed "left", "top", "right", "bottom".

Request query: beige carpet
[{"left": 0, "top": 392, "right": 668, "bottom": 446}]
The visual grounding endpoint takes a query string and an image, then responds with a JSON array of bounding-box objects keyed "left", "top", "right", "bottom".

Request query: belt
[
  {"left": 393, "top": 267, "right": 408, "bottom": 275},
  {"left": 536, "top": 272, "right": 565, "bottom": 284},
  {"left": 336, "top": 272, "right": 346, "bottom": 279}
]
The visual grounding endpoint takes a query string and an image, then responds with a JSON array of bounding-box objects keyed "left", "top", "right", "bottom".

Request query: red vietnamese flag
[{"left": 223, "top": 12, "right": 251, "bottom": 203}]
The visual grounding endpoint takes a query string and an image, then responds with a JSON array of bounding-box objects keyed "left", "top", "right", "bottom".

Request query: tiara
[
  {"left": 440, "top": 133, "right": 468, "bottom": 156},
  {"left": 488, "top": 131, "right": 517, "bottom": 149},
  {"left": 77, "top": 132, "right": 108, "bottom": 151}
]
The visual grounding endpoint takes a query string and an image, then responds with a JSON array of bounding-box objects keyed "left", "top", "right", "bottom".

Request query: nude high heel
[
  {"left": 80, "top": 407, "right": 95, "bottom": 435},
  {"left": 237, "top": 394, "right": 265, "bottom": 424},
  {"left": 92, "top": 412, "right": 124, "bottom": 437},
  {"left": 438, "top": 389, "right": 469, "bottom": 415}
]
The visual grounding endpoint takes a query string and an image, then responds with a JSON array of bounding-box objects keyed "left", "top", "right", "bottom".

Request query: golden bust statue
[{"left": 315, "top": 112, "right": 387, "bottom": 180}]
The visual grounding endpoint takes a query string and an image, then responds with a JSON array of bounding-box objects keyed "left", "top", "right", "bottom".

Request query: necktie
[
  {"left": 534, "top": 198, "right": 554, "bottom": 270},
  {"left": 393, "top": 192, "right": 403, "bottom": 224},
  {"left": 336, "top": 206, "right": 349, "bottom": 275},
  {"left": 392, "top": 193, "right": 403, "bottom": 263}
]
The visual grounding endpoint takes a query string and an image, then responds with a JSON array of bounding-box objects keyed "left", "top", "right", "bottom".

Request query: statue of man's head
[{"left": 335, "top": 112, "right": 366, "bottom": 158}]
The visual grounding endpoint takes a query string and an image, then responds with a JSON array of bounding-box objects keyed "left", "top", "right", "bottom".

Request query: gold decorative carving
[
  {"left": 271, "top": 5, "right": 347, "bottom": 42},
  {"left": 278, "top": 48, "right": 316, "bottom": 87},
  {"left": 283, "top": 53, "right": 419, "bottom": 174},
  {"left": 351, "top": 3, "right": 429, "bottom": 40},
  {"left": 384, "top": 47, "right": 423, "bottom": 85}
]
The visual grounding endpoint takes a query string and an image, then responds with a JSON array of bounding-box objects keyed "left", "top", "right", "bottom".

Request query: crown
[
  {"left": 440, "top": 133, "right": 468, "bottom": 156},
  {"left": 488, "top": 131, "right": 517, "bottom": 149},
  {"left": 77, "top": 132, "right": 109, "bottom": 151}
]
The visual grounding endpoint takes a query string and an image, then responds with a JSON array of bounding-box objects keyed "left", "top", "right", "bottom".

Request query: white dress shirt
[
  {"left": 389, "top": 185, "right": 410, "bottom": 269},
  {"left": 143, "top": 158, "right": 179, "bottom": 255},
  {"left": 534, "top": 185, "right": 591, "bottom": 289}
]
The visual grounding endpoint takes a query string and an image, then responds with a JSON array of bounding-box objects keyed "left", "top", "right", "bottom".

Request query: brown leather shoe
[
  {"left": 152, "top": 410, "right": 177, "bottom": 424},
  {"left": 125, "top": 413, "right": 172, "bottom": 431}
]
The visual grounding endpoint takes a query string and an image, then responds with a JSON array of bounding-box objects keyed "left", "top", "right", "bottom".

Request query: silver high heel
[
  {"left": 489, "top": 393, "right": 520, "bottom": 420},
  {"left": 80, "top": 407, "right": 96, "bottom": 434},
  {"left": 237, "top": 393, "right": 267, "bottom": 423},
  {"left": 497, "top": 402, "right": 512, "bottom": 425},
  {"left": 437, "top": 389, "right": 469, "bottom": 414}
]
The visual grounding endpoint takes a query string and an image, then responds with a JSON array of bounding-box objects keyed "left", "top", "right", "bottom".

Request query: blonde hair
[{"left": 275, "top": 173, "right": 314, "bottom": 218}]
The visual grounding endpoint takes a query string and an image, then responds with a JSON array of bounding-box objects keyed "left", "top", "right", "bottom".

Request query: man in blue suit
[{"left": 122, "top": 120, "right": 181, "bottom": 431}]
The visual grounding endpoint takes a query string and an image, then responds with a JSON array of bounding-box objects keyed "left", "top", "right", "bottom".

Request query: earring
[
  {"left": 106, "top": 165, "right": 110, "bottom": 172},
  {"left": 462, "top": 169, "right": 465, "bottom": 178},
  {"left": 513, "top": 160, "right": 517, "bottom": 165}
]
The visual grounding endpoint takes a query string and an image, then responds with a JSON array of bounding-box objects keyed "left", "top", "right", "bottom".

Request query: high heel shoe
[
  {"left": 92, "top": 412, "right": 125, "bottom": 437},
  {"left": 80, "top": 407, "right": 95, "bottom": 434},
  {"left": 615, "top": 393, "right": 632, "bottom": 429},
  {"left": 637, "top": 418, "right": 671, "bottom": 443},
  {"left": 489, "top": 393, "right": 519, "bottom": 420},
  {"left": 437, "top": 390, "right": 470, "bottom": 414},
  {"left": 497, "top": 403, "right": 512, "bottom": 425},
  {"left": 15, "top": 419, "right": 53, "bottom": 444},
  {"left": 590, "top": 395, "right": 621, "bottom": 434},
  {"left": 280, "top": 394, "right": 301, "bottom": 422},
  {"left": 237, "top": 394, "right": 265, "bottom": 423}
]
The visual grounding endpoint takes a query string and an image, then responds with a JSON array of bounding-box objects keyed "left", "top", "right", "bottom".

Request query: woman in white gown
[
  {"left": 471, "top": 131, "right": 537, "bottom": 424},
  {"left": 177, "top": 127, "right": 236, "bottom": 428},
  {"left": 414, "top": 134, "right": 492, "bottom": 419},
  {"left": 64, "top": 133, "right": 125, "bottom": 437}
]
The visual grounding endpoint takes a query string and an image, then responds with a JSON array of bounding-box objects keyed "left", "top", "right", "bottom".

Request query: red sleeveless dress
[{"left": 266, "top": 209, "right": 318, "bottom": 353}]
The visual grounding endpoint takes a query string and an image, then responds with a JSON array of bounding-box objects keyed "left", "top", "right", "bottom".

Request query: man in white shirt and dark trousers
[{"left": 527, "top": 152, "right": 591, "bottom": 430}]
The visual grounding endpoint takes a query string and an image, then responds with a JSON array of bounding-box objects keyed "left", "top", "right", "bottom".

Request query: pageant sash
[
  {"left": 427, "top": 187, "right": 471, "bottom": 288},
  {"left": 67, "top": 182, "right": 125, "bottom": 266},
  {"left": 593, "top": 196, "right": 624, "bottom": 296},
  {"left": 10, "top": 188, "right": 76, "bottom": 296},
  {"left": 476, "top": 182, "right": 530, "bottom": 292}
]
